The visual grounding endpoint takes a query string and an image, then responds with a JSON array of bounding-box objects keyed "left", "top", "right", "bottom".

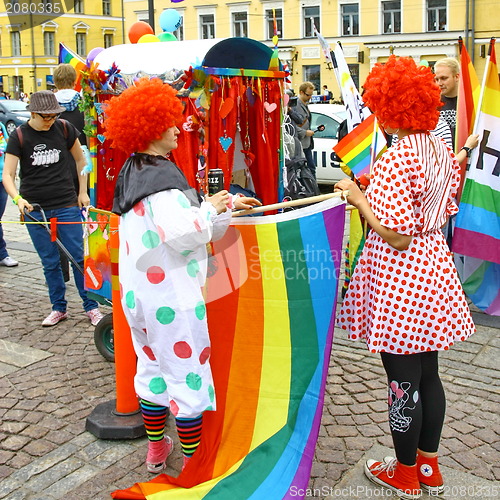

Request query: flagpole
[
  {"left": 369, "top": 116, "right": 378, "bottom": 176},
  {"left": 472, "top": 38, "right": 494, "bottom": 134},
  {"left": 232, "top": 191, "right": 348, "bottom": 216}
]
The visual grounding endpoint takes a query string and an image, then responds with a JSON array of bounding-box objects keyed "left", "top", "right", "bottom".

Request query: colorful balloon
[
  {"left": 128, "top": 21, "right": 154, "bottom": 44},
  {"left": 138, "top": 34, "right": 160, "bottom": 43},
  {"left": 159, "top": 9, "right": 182, "bottom": 32},
  {"left": 158, "top": 31, "right": 177, "bottom": 42},
  {"left": 86, "top": 47, "right": 104, "bottom": 66}
]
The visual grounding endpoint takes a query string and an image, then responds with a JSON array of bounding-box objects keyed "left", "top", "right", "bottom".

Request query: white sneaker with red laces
[
  {"left": 42, "top": 310, "right": 68, "bottom": 327},
  {"left": 86, "top": 308, "right": 104, "bottom": 326}
]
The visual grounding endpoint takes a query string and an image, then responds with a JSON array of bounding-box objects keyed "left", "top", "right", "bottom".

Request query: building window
[
  {"left": 74, "top": 0, "right": 83, "bottom": 14},
  {"left": 341, "top": 4, "right": 359, "bottom": 36},
  {"left": 102, "top": 0, "right": 111, "bottom": 16},
  {"left": 303, "top": 6, "right": 320, "bottom": 38},
  {"left": 76, "top": 33, "right": 86, "bottom": 56},
  {"left": 200, "top": 14, "right": 215, "bottom": 39},
  {"left": 348, "top": 63, "right": 359, "bottom": 89},
  {"left": 427, "top": 0, "right": 446, "bottom": 31},
  {"left": 104, "top": 33, "right": 113, "bottom": 48},
  {"left": 265, "top": 8, "right": 283, "bottom": 39},
  {"left": 303, "top": 65, "right": 320, "bottom": 92},
  {"left": 232, "top": 12, "right": 248, "bottom": 37},
  {"left": 174, "top": 16, "right": 184, "bottom": 40},
  {"left": 11, "top": 31, "right": 21, "bottom": 57},
  {"left": 44, "top": 32, "right": 55, "bottom": 56},
  {"left": 382, "top": 1, "right": 401, "bottom": 34}
]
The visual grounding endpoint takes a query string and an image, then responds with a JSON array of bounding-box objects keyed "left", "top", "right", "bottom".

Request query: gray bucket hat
[{"left": 27, "top": 91, "right": 65, "bottom": 114}]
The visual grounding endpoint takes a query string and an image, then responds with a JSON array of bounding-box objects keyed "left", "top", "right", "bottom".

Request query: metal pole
[
  {"left": 148, "top": 0, "right": 155, "bottom": 33},
  {"left": 30, "top": 12, "right": 37, "bottom": 94}
]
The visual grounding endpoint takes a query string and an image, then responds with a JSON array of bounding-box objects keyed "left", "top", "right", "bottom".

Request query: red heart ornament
[{"left": 219, "top": 97, "right": 234, "bottom": 119}]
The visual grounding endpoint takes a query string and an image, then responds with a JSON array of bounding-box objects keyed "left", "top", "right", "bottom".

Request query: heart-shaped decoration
[
  {"left": 96, "top": 214, "right": 108, "bottom": 233},
  {"left": 244, "top": 156, "right": 253, "bottom": 167},
  {"left": 219, "top": 97, "right": 234, "bottom": 119},
  {"left": 246, "top": 87, "right": 256, "bottom": 106},
  {"left": 264, "top": 102, "right": 277, "bottom": 113},
  {"left": 94, "top": 102, "right": 103, "bottom": 114},
  {"left": 283, "top": 93, "right": 290, "bottom": 107},
  {"left": 219, "top": 136, "right": 233, "bottom": 153},
  {"left": 97, "top": 134, "right": 106, "bottom": 143},
  {"left": 87, "top": 221, "right": 98, "bottom": 234}
]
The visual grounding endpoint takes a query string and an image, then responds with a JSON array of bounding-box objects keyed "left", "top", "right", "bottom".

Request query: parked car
[
  {"left": 308, "top": 103, "right": 348, "bottom": 185},
  {"left": 0, "top": 100, "right": 30, "bottom": 135}
]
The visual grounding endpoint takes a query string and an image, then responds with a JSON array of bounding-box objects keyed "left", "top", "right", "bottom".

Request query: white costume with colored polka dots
[
  {"left": 118, "top": 189, "right": 231, "bottom": 418},
  {"left": 337, "top": 133, "right": 475, "bottom": 354}
]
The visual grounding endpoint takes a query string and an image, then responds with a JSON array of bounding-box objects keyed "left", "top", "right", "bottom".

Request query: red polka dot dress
[
  {"left": 118, "top": 188, "right": 232, "bottom": 418},
  {"left": 337, "top": 133, "right": 475, "bottom": 354}
]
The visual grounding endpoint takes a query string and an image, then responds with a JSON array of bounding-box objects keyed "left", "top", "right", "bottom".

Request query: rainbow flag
[
  {"left": 453, "top": 38, "right": 500, "bottom": 315},
  {"left": 333, "top": 114, "right": 386, "bottom": 179},
  {"left": 58, "top": 43, "right": 87, "bottom": 91},
  {"left": 456, "top": 37, "right": 480, "bottom": 153},
  {"left": 455, "top": 38, "right": 481, "bottom": 201},
  {"left": 111, "top": 197, "right": 346, "bottom": 499}
]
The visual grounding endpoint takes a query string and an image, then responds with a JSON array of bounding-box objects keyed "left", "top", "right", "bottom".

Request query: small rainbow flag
[
  {"left": 333, "top": 114, "right": 386, "bottom": 179},
  {"left": 111, "top": 198, "right": 346, "bottom": 499},
  {"left": 58, "top": 42, "right": 87, "bottom": 91}
]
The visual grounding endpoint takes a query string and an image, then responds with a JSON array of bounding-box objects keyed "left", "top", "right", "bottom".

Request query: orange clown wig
[
  {"left": 362, "top": 55, "right": 441, "bottom": 132},
  {"left": 103, "top": 77, "right": 184, "bottom": 156}
]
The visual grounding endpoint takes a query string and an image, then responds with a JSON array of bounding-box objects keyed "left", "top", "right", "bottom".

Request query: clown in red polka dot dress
[
  {"left": 118, "top": 186, "right": 232, "bottom": 418},
  {"left": 336, "top": 133, "right": 475, "bottom": 354}
]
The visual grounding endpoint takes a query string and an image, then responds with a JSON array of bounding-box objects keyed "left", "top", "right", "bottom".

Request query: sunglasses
[{"left": 37, "top": 113, "right": 60, "bottom": 121}]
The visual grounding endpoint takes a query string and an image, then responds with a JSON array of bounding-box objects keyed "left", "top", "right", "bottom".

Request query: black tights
[{"left": 380, "top": 351, "right": 446, "bottom": 466}]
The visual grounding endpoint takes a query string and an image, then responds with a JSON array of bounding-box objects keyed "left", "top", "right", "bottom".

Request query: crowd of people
[{"left": 0, "top": 54, "right": 478, "bottom": 499}]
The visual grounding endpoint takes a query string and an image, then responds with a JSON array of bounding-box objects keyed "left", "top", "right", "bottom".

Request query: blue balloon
[{"left": 160, "top": 9, "right": 182, "bottom": 32}]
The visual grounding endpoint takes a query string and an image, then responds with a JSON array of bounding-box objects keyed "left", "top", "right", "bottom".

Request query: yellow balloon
[
  {"left": 138, "top": 34, "right": 160, "bottom": 43},
  {"left": 272, "top": 35, "right": 279, "bottom": 46}
]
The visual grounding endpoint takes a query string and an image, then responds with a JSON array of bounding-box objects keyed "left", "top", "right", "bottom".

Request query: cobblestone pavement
[{"left": 0, "top": 202, "right": 498, "bottom": 499}]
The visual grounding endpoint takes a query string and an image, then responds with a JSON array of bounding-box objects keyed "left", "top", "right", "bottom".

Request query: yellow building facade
[
  {"left": 1, "top": 0, "right": 498, "bottom": 98},
  {"left": 122, "top": 0, "right": 499, "bottom": 98},
  {"left": 0, "top": 0, "right": 124, "bottom": 97}
]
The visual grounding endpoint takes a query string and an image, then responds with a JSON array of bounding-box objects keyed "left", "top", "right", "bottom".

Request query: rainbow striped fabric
[
  {"left": 58, "top": 43, "right": 87, "bottom": 91},
  {"left": 333, "top": 114, "right": 386, "bottom": 179},
  {"left": 111, "top": 197, "right": 346, "bottom": 499},
  {"left": 453, "top": 38, "right": 500, "bottom": 315}
]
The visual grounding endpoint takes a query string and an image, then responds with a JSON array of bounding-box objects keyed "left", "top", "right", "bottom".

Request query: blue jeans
[
  {"left": 0, "top": 183, "right": 8, "bottom": 260},
  {"left": 303, "top": 147, "right": 317, "bottom": 179},
  {"left": 26, "top": 205, "right": 98, "bottom": 313}
]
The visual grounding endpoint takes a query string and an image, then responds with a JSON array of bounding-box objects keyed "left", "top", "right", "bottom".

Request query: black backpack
[{"left": 283, "top": 156, "right": 320, "bottom": 203}]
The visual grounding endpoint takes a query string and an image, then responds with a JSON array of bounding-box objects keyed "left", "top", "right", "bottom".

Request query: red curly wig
[
  {"left": 362, "top": 55, "right": 441, "bottom": 132},
  {"left": 103, "top": 77, "right": 184, "bottom": 156}
]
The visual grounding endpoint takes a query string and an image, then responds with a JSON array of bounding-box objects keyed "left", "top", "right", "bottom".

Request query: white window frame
[
  {"left": 263, "top": 3, "right": 284, "bottom": 40},
  {"left": 340, "top": 2, "right": 359, "bottom": 36},
  {"left": 381, "top": 0, "right": 401, "bottom": 34},
  {"left": 44, "top": 31, "right": 55, "bottom": 56},
  {"left": 426, "top": 0, "right": 447, "bottom": 31},
  {"left": 197, "top": 7, "right": 216, "bottom": 40},
  {"left": 302, "top": 3, "right": 320, "bottom": 38},
  {"left": 11, "top": 31, "right": 21, "bottom": 57}
]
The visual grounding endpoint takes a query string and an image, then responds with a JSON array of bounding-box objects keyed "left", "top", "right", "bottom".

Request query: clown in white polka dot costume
[{"left": 105, "top": 78, "right": 261, "bottom": 473}]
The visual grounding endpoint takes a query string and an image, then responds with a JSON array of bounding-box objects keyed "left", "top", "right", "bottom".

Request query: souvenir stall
[{"left": 81, "top": 37, "right": 287, "bottom": 312}]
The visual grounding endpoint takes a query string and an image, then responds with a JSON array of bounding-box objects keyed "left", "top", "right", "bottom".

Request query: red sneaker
[
  {"left": 417, "top": 452, "right": 444, "bottom": 495},
  {"left": 146, "top": 436, "right": 174, "bottom": 474},
  {"left": 364, "top": 457, "right": 422, "bottom": 499}
]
